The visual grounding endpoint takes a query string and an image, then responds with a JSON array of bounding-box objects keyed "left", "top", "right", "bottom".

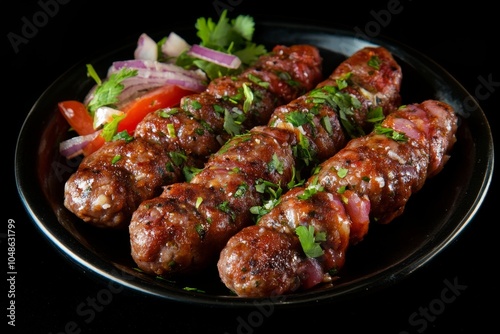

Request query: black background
[{"left": 5, "top": 0, "right": 498, "bottom": 333}]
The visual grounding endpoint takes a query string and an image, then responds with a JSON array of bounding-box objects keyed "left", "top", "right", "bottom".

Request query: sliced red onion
[
  {"left": 161, "top": 32, "right": 190, "bottom": 58},
  {"left": 134, "top": 33, "right": 158, "bottom": 61},
  {"left": 59, "top": 131, "right": 100, "bottom": 159},
  {"left": 187, "top": 44, "right": 242, "bottom": 69},
  {"left": 107, "top": 59, "right": 207, "bottom": 94},
  {"left": 84, "top": 53, "right": 209, "bottom": 112},
  {"left": 109, "top": 59, "right": 206, "bottom": 81},
  {"left": 117, "top": 81, "right": 164, "bottom": 107}
]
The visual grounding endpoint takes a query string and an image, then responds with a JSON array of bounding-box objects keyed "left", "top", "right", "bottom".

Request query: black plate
[{"left": 15, "top": 22, "right": 494, "bottom": 307}]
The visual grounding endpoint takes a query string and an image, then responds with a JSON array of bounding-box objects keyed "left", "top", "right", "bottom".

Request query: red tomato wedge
[
  {"left": 58, "top": 84, "right": 195, "bottom": 157},
  {"left": 117, "top": 84, "right": 194, "bottom": 135},
  {"left": 82, "top": 134, "right": 106, "bottom": 157},
  {"left": 58, "top": 100, "right": 95, "bottom": 136}
]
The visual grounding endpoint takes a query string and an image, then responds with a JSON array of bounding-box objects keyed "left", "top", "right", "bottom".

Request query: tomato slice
[
  {"left": 58, "top": 100, "right": 95, "bottom": 136},
  {"left": 82, "top": 133, "right": 105, "bottom": 157},
  {"left": 58, "top": 85, "right": 193, "bottom": 157},
  {"left": 117, "top": 84, "right": 194, "bottom": 135}
]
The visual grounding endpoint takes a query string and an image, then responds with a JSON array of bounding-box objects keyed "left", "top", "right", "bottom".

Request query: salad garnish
[{"left": 58, "top": 10, "right": 267, "bottom": 159}]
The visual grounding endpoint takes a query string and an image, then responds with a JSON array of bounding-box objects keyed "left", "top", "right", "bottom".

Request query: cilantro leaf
[
  {"left": 223, "top": 108, "right": 245, "bottom": 136},
  {"left": 178, "top": 10, "right": 267, "bottom": 80},
  {"left": 231, "top": 14, "right": 256, "bottom": 41},
  {"left": 374, "top": 123, "right": 408, "bottom": 142},
  {"left": 101, "top": 114, "right": 126, "bottom": 141},
  {"left": 86, "top": 66, "right": 137, "bottom": 116},
  {"left": 295, "top": 225, "right": 326, "bottom": 258},
  {"left": 368, "top": 55, "right": 382, "bottom": 70},
  {"left": 234, "top": 43, "right": 267, "bottom": 65},
  {"left": 249, "top": 179, "right": 283, "bottom": 221},
  {"left": 297, "top": 176, "right": 324, "bottom": 200},
  {"left": 183, "top": 165, "right": 203, "bottom": 182},
  {"left": 268, "top": 153, "right": 284, "bottom": 175}
]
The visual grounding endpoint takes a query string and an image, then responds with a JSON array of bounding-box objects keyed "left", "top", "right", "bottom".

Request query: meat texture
[
  {"left": 217, "top": 100, "right": 458, "bottom": 297},
  {"left": 63, "top": 45, "right": 323, "bottom": 229},
  {"left": 129, "top": 46, "right": 403, "bottom": 277}
]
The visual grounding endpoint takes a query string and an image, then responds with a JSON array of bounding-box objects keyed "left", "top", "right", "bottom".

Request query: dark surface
[{"left": 5, "top": 0, "right": 498, "bottom": 333}]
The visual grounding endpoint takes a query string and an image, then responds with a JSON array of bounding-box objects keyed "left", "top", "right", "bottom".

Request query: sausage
[
  {"left": 217, "top": 100, "right": 458, "bottom": 297},
  {"left": 129, "top": 46, "right": 403, "bottom": 277},
  {"left": 63, "top": 45, "right": 323, "bottom": 229}
]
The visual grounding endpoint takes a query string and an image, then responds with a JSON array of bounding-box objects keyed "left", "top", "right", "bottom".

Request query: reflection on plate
[{"left": 15, "top": 22, "right": 494, "bottom": 307}]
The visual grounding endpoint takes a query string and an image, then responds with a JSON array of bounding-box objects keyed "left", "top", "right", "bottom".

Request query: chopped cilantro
[
  {"left": 249, "top": 179, "right": 284, "bottom": 221},
  {"left": 234, "top": 183, "right": 249, "bottom": 198},
  {"left": 287, "top": 166, "right": 305, "bottom": 189},
  {"left": 101, "top": 114, "right": 126, "bottom": 141},
  {"left": 307, "top": 83, "right": 364, "bottom": 139},
  {"left": 223, "top": 108, "right": 245, "bottom": 136},
  {"left": 337, "top": 167, "right": 348, "bottom": 178},
  {"left": 321, "top": 116, "right": 333, "bottom": 135},
  {"left": 247, "top": 73, "right": 270, "bottom": 89},
  {"left": 167, "top": 123, "right": 176, "bottom": 137},
  {"left": 183, "top": 165, "right": 203, "bottom": 182},
  {"left": 86, "top": 65, "right": 137, "bottom": 116},
  {"left": 195, "top": 197, "right": 203, "bottom": 209},
  {"left": 183, "top": 286, "right": 205, "bottom": 293},
  {"left": 168, "top": 151, "right": 187, "bottom": 166},
  {"left": 366, "top": 106, "right": 385, "bottom": 124},
  {"left": 242, "top": 83, "right": 254, "bottom": 113},
  {"left": 368, "top": 55, "right": 382, "bottom": 70},
  {"left": 295, "top": 225, "right": 326, "bottom": 258},
  {"left": 111, "top": 155, "right": 122, "bottom": 164},
  {"left": 297, "top": 182, "right": 324, "bottom": 200},
  {"left": 268, "top": 153, "right": 284, "bottom": 175},
  {"left": 112, "top": 130, "right": 134, "bottom": 142},
  {"left": 218, "top": 201, "right": 231, "bottom": 213},
  {"left": 195, "top": 224, "right": 206, "bottom": 238},
  {"left": 292, "top": 132, "right": 316, "bottom": 167},
  {"left": 285, "top": 111, "right": 312, "bottom": 127},
  {"left": 374, "top": 123, "right": 408, "bottom": 142},
  {"left": 337, "top": 185, "right": 347, "bottom": 194},
  {"left": 159, "top": 108, "right": 179, "bottom": 118}
]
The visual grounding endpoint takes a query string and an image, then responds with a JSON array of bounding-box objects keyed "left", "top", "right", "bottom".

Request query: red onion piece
[
  {"left": 134, "top": 33, "right": 158, "bottom": 61},
  {"left": 187, "top": 44, "right": 242, "bottom": 69},
  {"left": 161, "top": 32, "right": 190, "bottom": 58},
  {"left": 109, "top": 59, "right": 206, "bottom": 81},
  {"left": 107, "top": 59, "right": 207, "bottom": 96},
  {"left": 59, "top": 131, "right": 100, "bottom": 159}
]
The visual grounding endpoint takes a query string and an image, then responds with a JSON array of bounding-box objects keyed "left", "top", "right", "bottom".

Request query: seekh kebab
[
  {"left": 217, "top": 99, "right": 458, "bottom": 297},
  {"left": 129, "top": 46, "right": 403, "bottom": 277}
]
